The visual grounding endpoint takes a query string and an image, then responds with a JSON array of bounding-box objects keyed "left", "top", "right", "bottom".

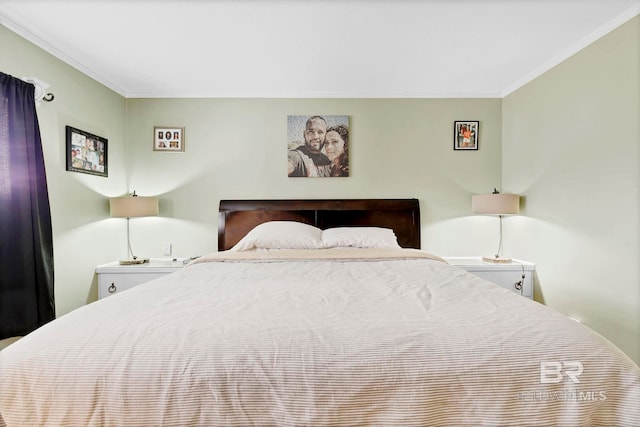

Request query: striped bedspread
[{"left": 1, "top": 249, "right": 639, "bottom": 426}]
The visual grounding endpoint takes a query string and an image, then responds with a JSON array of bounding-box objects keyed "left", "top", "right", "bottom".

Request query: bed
[{"left": 1, "top": 199, "right": 639, "bottom": 426}]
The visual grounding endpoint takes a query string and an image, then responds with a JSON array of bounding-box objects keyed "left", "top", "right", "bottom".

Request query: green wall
[
  {"left": 124, "top": 98, "right": 502, "bottom": 259},
  {"left": 503, "top": 15, "right": 640, "bottom": 363}
]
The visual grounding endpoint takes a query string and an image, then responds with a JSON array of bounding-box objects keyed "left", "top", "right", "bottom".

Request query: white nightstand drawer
[
  {"left": 98, "top": 272, "right": 170, "bottom": 298},
  {"left": 443, "top": 257, "right": 535, "bottom": 299},
  {"left": 96, "top": 260, "right": 186, "bottom": 299}
]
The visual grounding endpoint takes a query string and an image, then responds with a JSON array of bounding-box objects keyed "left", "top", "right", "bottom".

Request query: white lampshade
[
  {"left": 110, "top": 195, "right": 159, "bottom": 218},
  {"left": 472, "top": 193, "right": 519, "bottom": 216}
]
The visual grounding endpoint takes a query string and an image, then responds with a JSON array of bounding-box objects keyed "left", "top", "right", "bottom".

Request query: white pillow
[
  {"left": 321, "top": 227, "right": 401, "bottom": 249},
  {"left": 230, "top": 221, "right": 323, "bottom": 251}
]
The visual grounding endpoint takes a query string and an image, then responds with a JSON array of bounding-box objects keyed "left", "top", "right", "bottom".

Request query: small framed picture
[
  {"left": 65, "top": 126, "right": 108, "bottom": 177},
  {"left": 153, "top": 126, "right": 185, "bottom": 152},
  {"left": 454, "top": 121, "right": 479, "bottom": 150}
]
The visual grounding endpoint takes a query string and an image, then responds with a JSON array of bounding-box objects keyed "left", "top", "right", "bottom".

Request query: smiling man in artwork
[{"left": 288, "top": 115, "right": 332, "bottom": 177}]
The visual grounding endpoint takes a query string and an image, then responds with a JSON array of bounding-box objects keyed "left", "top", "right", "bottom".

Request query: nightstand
[
  {"left": 443, "top": 257, "right": 535, "bottom": 299},
  {"left": 96, "top": 259, "right": 186, "bottom": 299}
]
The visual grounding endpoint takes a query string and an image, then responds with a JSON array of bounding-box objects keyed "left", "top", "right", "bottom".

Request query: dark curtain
[{"left": 0, "top": 72, "right": 55, "bottom": 339}]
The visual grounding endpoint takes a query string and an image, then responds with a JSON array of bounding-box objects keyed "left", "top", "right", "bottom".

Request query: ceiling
[{"left": 1, "top": 0, "right": 639, "bottom": 98}]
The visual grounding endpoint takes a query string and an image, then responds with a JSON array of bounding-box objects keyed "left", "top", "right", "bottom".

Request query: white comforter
[{"left": 1, "top": 249, "right": 639, "bottom": 426}]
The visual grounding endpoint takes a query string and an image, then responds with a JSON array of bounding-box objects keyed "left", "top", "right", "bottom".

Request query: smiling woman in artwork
[{"left": 324, "top": 124, "right": 349, "bottom": 177}]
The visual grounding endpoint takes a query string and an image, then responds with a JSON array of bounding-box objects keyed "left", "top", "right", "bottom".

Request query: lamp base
[
  {"left": 119, "top": 258, "right": 149, "bottom": 265},
  {"left": 482, "top": 256, "right": 512, "bottom": 264}
]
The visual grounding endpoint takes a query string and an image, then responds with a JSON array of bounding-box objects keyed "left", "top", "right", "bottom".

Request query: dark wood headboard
[{"left": 218, "top": 199, "right": 420, "bottom": 251}]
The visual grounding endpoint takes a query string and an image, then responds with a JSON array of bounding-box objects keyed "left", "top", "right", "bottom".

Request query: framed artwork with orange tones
[{"left": 454, "top": 121, "right": 479, "bottom": 150}]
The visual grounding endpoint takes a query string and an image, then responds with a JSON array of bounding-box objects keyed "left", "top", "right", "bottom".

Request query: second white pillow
[{"left": 322, "top": 227, "right": 401, "bottom": 249}]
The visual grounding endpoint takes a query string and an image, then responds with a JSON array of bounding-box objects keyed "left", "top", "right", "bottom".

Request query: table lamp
[
  {"left": 109, "top": 191, "right": 159, "bottom": 265},
  {"left": 471, "top": 188, "right": 520, "bottom": 263}
]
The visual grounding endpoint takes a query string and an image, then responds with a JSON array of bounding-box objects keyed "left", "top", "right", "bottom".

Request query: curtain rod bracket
[{"left": 21, "top": 77, "right": 54, "bottom": 103}]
